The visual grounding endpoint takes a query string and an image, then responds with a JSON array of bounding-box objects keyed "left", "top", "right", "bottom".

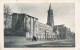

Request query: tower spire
[
  {"left": 49, "top": 3, "right": 52, "bottom": 10},
  {"left": 47, "top": 3, "right": 54, "bottom": 28}
]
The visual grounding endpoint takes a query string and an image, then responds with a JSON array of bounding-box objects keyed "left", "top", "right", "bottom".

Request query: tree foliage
[{"left": 4, "top": 4, "right": 12, "bottom": 28}]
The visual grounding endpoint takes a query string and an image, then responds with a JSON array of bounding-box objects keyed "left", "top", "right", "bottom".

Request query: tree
[{"left": 4, "top": 4, "right": 12, "bottom": 28}]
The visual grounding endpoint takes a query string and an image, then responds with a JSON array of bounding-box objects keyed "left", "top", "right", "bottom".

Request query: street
[
  {"left": 4, "top": 36, "right": 75, "bottom": 48},
  {"left": 24, "top": 40, "right": 75, "bottom": 47}
]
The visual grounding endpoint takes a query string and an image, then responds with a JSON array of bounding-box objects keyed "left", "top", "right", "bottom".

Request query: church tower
[{"left": 47, "top": 4, "right": 54, "bottom": 28}]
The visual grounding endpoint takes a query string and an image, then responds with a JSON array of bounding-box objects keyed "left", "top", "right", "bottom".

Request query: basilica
[{"left": 4, "top": 4, "right": 75, "bottom": 40}]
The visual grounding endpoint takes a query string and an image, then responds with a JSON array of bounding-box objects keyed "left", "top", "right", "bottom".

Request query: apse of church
[{"left": 12, "top": 13, "right": 38, "bottom": 37}]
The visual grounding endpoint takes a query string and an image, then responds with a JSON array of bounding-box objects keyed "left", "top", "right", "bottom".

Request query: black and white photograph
[{"left": 4, "top": 3, "right": 75, "bottom": 48}]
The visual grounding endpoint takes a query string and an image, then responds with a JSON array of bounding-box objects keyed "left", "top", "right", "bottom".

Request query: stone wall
[
  {"left": 53, "top": 25, "right": 73, "bottom": 40},
  {"left": 11, "top": 13, "right": 38, "bottom": 37},
  {"left": 37, "top": 22, "right": 55, "bottom": 40}
]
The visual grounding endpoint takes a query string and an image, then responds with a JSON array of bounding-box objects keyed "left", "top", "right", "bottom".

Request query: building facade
[
  {"left": 37, "top": 22, "right": 55, "bottom": 40},
  {"left": 53, "top": 25, "right": 74, "bottom": 40}
]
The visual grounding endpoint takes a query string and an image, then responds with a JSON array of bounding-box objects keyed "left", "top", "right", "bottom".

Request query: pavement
[
  {"left": 14, "top": 39, "right": 74, "bottom": 46},
  {"left": 4, "top": 36, "right": 75, "bottom": 47}
]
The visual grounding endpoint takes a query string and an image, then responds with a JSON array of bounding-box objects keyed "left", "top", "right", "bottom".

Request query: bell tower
[{"left": 47, "top": 4, "right": 54, "bottom": 28}]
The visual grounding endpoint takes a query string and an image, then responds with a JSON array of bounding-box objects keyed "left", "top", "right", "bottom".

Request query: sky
[{"left": 6, "top": 3, "right": 75, "bottom": 32}]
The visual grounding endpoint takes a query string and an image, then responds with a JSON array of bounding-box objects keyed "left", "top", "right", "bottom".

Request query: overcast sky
[{"left": 6, "top": 3, "right": 75, "bottom": 32}]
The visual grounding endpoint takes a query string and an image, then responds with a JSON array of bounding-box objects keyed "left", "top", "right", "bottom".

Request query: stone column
[
  {"left": 30, "top": 16, "right": 32, "bottom": 38},
  {"left": 33, "top": 17, "right": 35, "bottom": 36},
  {"left": 25, "top": 15, "right": 30, "bottom": 39},
  {"left": 66, "top": 28, "right": 68, "bottom": 39},
  {"left": 45, "top": 30, "right": 47, "bottom": 40},
  {"left": 33, "top": 18, "right": 37, "bottom": 37},
  {"left": 56, "top": 26, "right": 60, "bottom": 40},
  {"left": 47, "top": 34, "right": 48, "bottom": 39}
]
